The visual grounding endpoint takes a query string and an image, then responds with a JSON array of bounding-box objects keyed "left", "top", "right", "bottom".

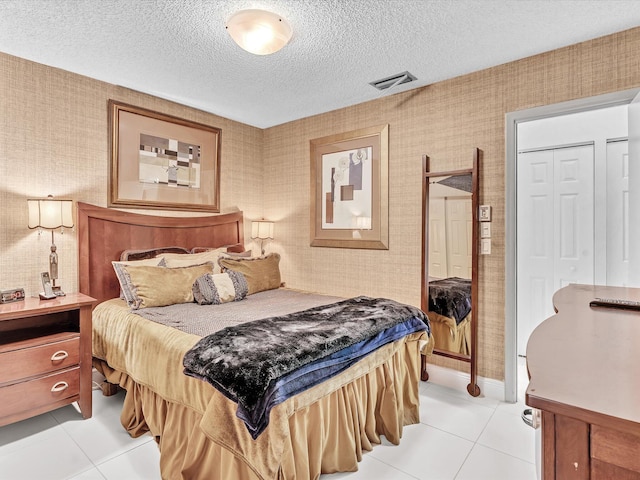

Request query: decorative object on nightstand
[
  {"left": 0, "top": 288, "right": 25, "bottom": 304},
  {"left": 0, "top": 293, "right": 95, "bottom": 426},
  {"left": 251, "top": 220, "right": 274, "bottom": 255},
  {"left": 27, "top": 195, "right": 74, "bottom": 296}
]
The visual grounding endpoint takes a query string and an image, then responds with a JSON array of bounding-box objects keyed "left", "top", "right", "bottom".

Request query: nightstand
[{"left": 0, "top": 293, "right": 95, "bottom": 427}]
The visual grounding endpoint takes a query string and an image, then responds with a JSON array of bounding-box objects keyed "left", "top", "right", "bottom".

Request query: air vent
[{"left": 369, "top": 71, "right": 417, "bottom": 91}]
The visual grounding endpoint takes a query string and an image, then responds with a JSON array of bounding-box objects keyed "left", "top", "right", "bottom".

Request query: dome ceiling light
[{"left": 226, "top": 9, "right": 293, "bottom": 55}]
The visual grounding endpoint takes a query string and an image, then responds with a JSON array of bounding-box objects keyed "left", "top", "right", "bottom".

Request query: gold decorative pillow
[
  {"left": 218, "top": 253, "right": 281, "bottom": 295},
  {"left": 112, "top": 258, "right": 165, "bottom": 302},
  {"left": 115, "top": 263, "right": 214, "bottom": 309}
]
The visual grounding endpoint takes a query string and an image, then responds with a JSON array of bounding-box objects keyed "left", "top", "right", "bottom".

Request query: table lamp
[{"left": 28, "top": 195, "right": 74, "bottom": 294}]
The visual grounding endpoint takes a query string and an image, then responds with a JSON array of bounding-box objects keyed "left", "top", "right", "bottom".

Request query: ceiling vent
[{"left": 369, "top": 71, "right": 417, "bottom": 91}]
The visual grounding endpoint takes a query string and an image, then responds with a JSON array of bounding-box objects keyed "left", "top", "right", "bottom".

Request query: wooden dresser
[
  {"left": 526, "top": 284, "right": 640, "bottom": 480},
  {"left": 0, "top": 293, "right": 95, "bottom": 426}
]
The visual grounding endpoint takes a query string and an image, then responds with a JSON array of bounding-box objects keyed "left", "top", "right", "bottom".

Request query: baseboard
[{"left": 425, "top": 363, "right": 505, "bottom": 402}]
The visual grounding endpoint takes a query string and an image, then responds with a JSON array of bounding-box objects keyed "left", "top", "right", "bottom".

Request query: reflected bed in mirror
[
  {"left": 427, "top": 172, "right": 473, "bottom": 356},
  {"left": 421, "top": 149, "right": 480, "bottom": 397}
]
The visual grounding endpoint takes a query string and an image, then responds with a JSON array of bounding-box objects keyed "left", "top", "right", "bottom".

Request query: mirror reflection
[{"left": 427, "top": 173, "right": 473, "bottom": 358}]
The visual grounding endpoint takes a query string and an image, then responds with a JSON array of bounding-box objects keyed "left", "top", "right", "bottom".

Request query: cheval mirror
[{"left": 421, "top": 148, "right": 480, "bottom": 396}]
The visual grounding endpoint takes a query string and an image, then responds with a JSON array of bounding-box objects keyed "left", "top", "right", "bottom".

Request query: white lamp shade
[
  {"left": 226, "top": 9, "right": 292, "bottom": 55},
  {"left": 251, "top": 220, "right": 274, "bottom": 239},
  {"left": 356, "top": 216, "right": 372, "bottom": 230},
  {"left": 28, "top": 198, "right": 74, "bottom": 229}
]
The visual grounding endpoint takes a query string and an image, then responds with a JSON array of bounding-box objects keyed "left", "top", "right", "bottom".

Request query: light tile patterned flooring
[{"left": 0, "top": 364, "right": 536, "bottom": 480}]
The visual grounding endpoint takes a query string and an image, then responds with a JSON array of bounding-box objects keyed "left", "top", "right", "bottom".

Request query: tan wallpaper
[
  {"left": 1, "top": 27, "right": 639, "bottom": 381},
  {"left": 263, "top": 27, "right": 640, "bottom": 380},
  {"left": 0, "top": 53, "right": 264, "bottom": 297}
]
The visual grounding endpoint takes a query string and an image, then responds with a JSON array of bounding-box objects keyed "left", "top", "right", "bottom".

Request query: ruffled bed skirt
[
  {"left": 94, "top": 333, "right": 423, "bottom": 480},
  {"left": 427, "top": 310, "right": 471, "bottom": 355}
]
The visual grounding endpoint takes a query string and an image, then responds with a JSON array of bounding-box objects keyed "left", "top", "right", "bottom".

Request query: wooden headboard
[{"left": 77, "top": 202, "right": 244, "bottom": 305}]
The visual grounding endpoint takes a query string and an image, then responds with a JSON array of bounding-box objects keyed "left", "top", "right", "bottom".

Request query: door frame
[{"left": 504, "top": 87, "right": 640, "bottom": 403}]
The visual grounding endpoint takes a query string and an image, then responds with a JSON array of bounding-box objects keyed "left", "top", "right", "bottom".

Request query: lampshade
[
  {"left": 28, "top": 197, "right": 74, "bottom": 230},
  {"left": 226, "top": 9, "right": 292, "bottom": 55},
  {"left": 251, "top": 220, "right": 274, "bottom": 240},
  {"left": 356, "top": 216, "right": 372, "bottom": 230}
]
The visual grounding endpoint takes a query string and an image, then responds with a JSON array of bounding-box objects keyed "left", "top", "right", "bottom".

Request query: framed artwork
[
  {"left": 310, "top": 124, "right": 389, "bottom": 249},
  {"left": 108, "top": 100, "right": 221, "bottom": 212}
]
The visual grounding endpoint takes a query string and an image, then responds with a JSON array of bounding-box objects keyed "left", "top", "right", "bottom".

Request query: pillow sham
[
  {"left": 192, "top": 271, "right": 249, "bottom": 305},
  {"left": 191, "top": 247, "right": 253, "bottom": 258},
  {"left": 112, "top": 257, "right": 165, "bottom": 303},
  {"left": 158, "top": 248, "right": 228, "bottom": 273},
  {"left": 114, "top": 263, "right": 214, "bottom": 309},
  {"left": 218, "top": 253, "right": 281, "bottom": 295}
]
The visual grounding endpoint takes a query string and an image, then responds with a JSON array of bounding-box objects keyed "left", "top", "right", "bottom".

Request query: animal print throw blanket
[{"left": 183, "top": 296, "right": 429, "bottom": 439}]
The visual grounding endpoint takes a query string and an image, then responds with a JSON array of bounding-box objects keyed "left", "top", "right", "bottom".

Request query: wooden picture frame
[
  {"left": 310, "top": 124, "right": 389, "bottom": 249},
  {"left": 108, "top": 100, "right": 221, "bottom": 212}
]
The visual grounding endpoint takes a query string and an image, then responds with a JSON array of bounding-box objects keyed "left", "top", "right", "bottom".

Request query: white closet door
[
  {"left": 628, "top": 92, "right": 640, "bottom": 286},
  {"left": 606, "top": 140, "right": 629, "bottom": 286},
  {"left": 553, "top": 146, "right": 595, "bottom": 287},
  {"left": 428, "top": 197, "right": 448, "bottom": 279},
  {"left": 516, "top": 145, "right": 594, "bottom": 356},
  {"left": 446, "top": 197, "right": 472, "bottom": 278}
]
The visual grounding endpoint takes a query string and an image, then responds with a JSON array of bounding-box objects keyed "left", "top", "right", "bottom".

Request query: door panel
[
  {"left": 517, "top": 150, "right": 555, "bottom": 355},
  {"left": 517, "top": 145, "right": 594, "bottom": 356},
  {"left": 606, "top": 140, "right": 629, "bottom": 286},
  {"left": 629, "top": 92, "right": 640, "bottom": 286},
  {"left": 428, "top": 197, "right": 448, "bottom": 279},
  {"left": 446, "top": 197, "right": 472, "bottom": 278}
]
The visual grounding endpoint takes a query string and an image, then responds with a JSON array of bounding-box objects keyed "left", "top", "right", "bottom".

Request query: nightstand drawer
[
  {"left": 592, "top": 424, "right": 640, "bottom": 474},
  {"left": 0, "top": 333, "right": 80, "bottom": 385},
  {"left": 0, "top": 367, "right": 80, "bottom": 419}
]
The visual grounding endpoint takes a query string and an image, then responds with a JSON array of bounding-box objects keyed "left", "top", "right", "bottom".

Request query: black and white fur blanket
[
  {"left": 183, "top": 296, "right": 429, "bottom": 438},
  {"left": 428, "top": 277, "right": 471, "bottom": 325}
]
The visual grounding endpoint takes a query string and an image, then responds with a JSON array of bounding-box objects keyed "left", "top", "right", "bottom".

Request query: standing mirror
[{"left": 421, "top": 148, "right": 480, "bottom": 396}]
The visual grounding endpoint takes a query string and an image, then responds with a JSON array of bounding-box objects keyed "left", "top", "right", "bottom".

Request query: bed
[
  {"left": 77, "top": 202, "right": 431, "bottom": 480},
  {"left": 426, "top": 277, "right": 471, "bottom": 356}
]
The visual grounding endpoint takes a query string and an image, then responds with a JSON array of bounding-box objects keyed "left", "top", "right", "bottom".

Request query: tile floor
[{"left": 0, "top": 364, "right": 536, "bottom": 480}]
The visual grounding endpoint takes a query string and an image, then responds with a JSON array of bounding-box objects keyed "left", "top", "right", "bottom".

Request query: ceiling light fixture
[{"left": 226, "top": 9, "right": 292, "bottom": 55}]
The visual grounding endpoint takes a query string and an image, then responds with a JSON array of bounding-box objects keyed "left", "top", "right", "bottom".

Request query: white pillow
[{"left": 157, "top": 248, "right": 228, "bottom": 273}]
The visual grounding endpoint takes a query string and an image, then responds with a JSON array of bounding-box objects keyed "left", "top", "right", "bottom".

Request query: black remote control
[{"left": 589, "top": 297, "right": 640, "bottom": 311}]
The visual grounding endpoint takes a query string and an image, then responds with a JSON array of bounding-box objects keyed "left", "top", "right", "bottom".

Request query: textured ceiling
[{"left": 1, "top": 0, "right": 639, "bottom": 128}]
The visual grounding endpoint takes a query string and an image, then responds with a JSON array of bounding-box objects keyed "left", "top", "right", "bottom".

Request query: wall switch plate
[
  {"left": 480, "top": 238, "right": 491, "bottom": 255},
  {"left": 481, "top": 223, "right": 491, "bottom": 238}
]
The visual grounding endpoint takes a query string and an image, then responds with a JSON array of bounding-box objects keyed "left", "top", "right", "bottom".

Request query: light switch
[
  {"left": 481, "top": 223, "right": 491, "bottom": 238},
  {"left": 481, "top": 238, "right": 491, "bottom": 255}
]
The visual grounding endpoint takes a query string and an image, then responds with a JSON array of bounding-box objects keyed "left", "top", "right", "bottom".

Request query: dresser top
[{"left": 526, "top": 284, "right": 640, "bottom": 433}]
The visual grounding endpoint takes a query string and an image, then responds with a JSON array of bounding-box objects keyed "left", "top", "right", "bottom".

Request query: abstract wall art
[
  {"left": 109, "top": 100, "right": 221, "bottom": 211},
  {"left": 310, "top": 125, "right": 388, "bottom": 249}
]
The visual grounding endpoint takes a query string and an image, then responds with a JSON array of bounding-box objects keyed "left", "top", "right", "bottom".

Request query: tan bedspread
[{"left": 93, "top": 298, "right": 427, "bottom": 479}]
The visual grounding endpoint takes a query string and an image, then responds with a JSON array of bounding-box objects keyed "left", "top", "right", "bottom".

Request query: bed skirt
[
  {"left": 93, "top": 331, "right": 424, "bottom": 480},
  {"left": 427, "top": 310, "right": 471, "bottom": 355}
]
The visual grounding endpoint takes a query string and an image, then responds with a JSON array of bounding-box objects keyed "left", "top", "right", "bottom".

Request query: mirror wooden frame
[{"left": 421, "top": 148, "right": 481, "bottom": 397}]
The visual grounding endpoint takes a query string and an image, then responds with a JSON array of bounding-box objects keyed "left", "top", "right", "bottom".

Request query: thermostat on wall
[{"left": 479, "top": 205, "right": 491, "bottom": 222}]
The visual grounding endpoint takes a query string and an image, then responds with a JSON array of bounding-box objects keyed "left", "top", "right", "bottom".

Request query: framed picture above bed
[
  {"left": 108, "top": 100, "right": 221, "bottom": 212},
  {"left": 310, "top": 124, "right": 389, "bottom": 249}
]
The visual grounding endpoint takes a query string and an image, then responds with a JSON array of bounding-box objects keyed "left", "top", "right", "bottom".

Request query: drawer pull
[
  {"left": 51, "top": 381, "right": 69, "bottom": 392},
  {"left": 50, "top": 350, "right": 69, "bottom": 362}
]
